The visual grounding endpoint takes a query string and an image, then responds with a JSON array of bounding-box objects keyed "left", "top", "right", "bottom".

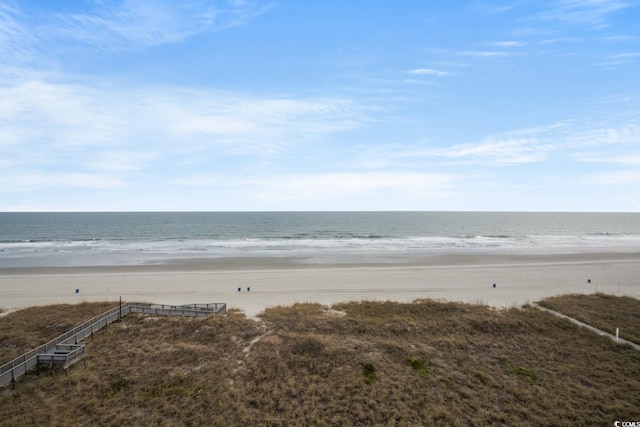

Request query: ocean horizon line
[{"left": 2, "top": 210, "right": 639, "bottom": 214}]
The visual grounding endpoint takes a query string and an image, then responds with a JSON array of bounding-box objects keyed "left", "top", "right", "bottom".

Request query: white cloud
[
  {"left": 0, "top": 77, "right": 368, "bottom": 193},
  {"left": 536, "top": 0, "right": 633, "bottom": 27},
  {"left": 2, "top": 1, "right": 639, "bottom": 212},
  {"left": 406, "top": 68, "right": 449, "bottom": 77},
  {"left": 484, "top": 41, "right": 528, "bottom": 48},
  {"left": 612, "top": 52, "right": 640, "bottom": 59},
  {"left": 575, "top": 153, "right": 640, "bottom": 166},
  {"left": 377, "top": 137, "right": 549, "bottom": 166},
  {"left": 351, "top": 118, "right": 640, "bottom": 171},
  {"left": 471, "top": 4, "right": 516, "bottom": 15},
  {"left": 0, "top": 79, "right": 362, "bottom": 149},
  {"left": 536, "top": 37, "right": 581, "bottom": 45},
  {"left": 598, "top": 52, "right": 640, "bottom": 68},
  {"left": 0, "top": 4, "right": 42, "bottom": 67},
  {"left": 434, "top": 138, "right": 548, "bottom": 164},
  {"left": 564, "top": 124, "right": 640, "bottom": 148},
  {"left": 461, "top": 50, "right": 518, "bottom": 57},
  {"left": 0, "top": 0, "right": 273, "bottom": 65}
]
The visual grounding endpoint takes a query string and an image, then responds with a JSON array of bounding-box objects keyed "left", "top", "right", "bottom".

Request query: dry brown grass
[
  {"left": 1, "top": 297, "right": 639, "bottom": 426},
  {"left": 0, "top": 302, "right": 118, "bottom": 363},
  {"left": 539, "top": 293, "right": 640, "bottom": 344}
]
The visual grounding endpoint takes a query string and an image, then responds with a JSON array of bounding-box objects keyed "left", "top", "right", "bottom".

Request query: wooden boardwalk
[{"left": 0, "top": 302, "right": 226, "bottom": 388}]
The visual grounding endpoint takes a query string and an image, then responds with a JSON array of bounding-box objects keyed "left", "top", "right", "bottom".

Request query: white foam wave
[{"left": 1, "top": 234, "right": 639, "bottom": 258}]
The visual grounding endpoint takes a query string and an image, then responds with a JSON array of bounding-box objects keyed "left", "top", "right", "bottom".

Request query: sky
[{"left": 1, "top": 0, "right": 639, "bottom": 212}]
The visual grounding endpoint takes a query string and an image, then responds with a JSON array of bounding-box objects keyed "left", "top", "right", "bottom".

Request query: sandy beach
[{"left": 1, "top": 252, "right": 639, "bottom": 317}]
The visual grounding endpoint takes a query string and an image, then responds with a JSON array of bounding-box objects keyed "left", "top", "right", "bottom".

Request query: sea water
[{"left": 1, "top": 212, "right": 639, "bottom": 267}]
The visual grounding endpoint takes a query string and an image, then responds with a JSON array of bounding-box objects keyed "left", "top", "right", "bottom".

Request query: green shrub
[
  {"left": 407, "top": 356, "right": 427, "bottom": 375},
  {"left": 501, "top": 359, "right": 537, "bottom": 383},
  {"left": 362, "top": 362, "right": 376, "bottom": 383}
]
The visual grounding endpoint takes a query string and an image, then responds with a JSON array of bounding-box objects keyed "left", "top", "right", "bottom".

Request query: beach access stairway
[{"left": 0, "top": 302, "right": 226, "bottom": 388}]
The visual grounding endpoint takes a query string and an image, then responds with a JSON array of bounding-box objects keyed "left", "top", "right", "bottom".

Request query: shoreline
[
  {"left": 1, "top": 251, "right": 639, "bottom": 317},
  {"left": 2, "top": 250, "right": 640, "bottom": 275}
]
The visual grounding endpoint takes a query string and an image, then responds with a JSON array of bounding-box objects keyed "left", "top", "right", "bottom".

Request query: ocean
[{"left": 1, "top": 212, "right": 639, "bottom": 267}]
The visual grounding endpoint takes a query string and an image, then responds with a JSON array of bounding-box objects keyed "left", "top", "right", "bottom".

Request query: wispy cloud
[
  {"left": 0, "top": 78, "right": 367, "bottom": 192},
  {"left": 575, "top": 152, "right": 640, "bottom": 166},
  {"left": 598, "top": 51, "right": 640, "bottom": 68},
  {"left": 351, "top": 137, "right": 549, "bottom": 169},
  {"left": 612, "top": 52, "right": 640, "bottom": 59},
  {"left": 433, "top": 138, "right": 547, "bottom": 164},
  {"left": 54, "top": 0, "right": 272, "bottom": 51},
  {"left": 2, "top": 1, "right": 639, "bottom": 211},
  {"left": 483, "top": 41, "right": 528, "bottom": 48},
  {"left": 535, "top": 37, "right": 582, "bottom": 45},
  {"left": 469, "top": 3, "right": 517, "bottom": 15},
  {"left": 0, "top": 0, "right": 273, "bottom": 64},
  {"left": 0, "top": 79, "right": 361, "bottom": 147},
  {"left": 461, "top": 50, "right": 519, "bottom": 57},
  {"left": 0, "top": 4, "right": 43, "bottom": 69},
  {"left": 563, "top": 123, "right": 640, "bottom": 148},
  {"left": 536, "top": 0, "right": 633, "bottom": 28},
  {"left": 406, "top": 68, "right": 450, "bottom": 76},
  {"left": 350, "top": 118, "right": 640, "bottom": 170}
]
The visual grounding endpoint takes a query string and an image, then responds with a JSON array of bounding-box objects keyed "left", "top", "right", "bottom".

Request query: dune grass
[
  {"left": 1, "top": 296, "right": 639, "bottom": 426},
  {"left": 0, "top": 302, "right": 118, "bottom": 363},
  {"left": 538, "top": 293, "right": 640, "bottom": 345}
]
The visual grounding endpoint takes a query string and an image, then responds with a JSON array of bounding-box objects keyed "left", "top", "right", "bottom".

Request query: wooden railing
[
  {"left": 0, "top": 301, "right": 225, "bottom": 388},
  {"left": 36, "top": 344, "right": 86, "bottom": 368},
  {"left": 0, "top": 304, "right": 128, "bottom": 387},
  {"left": 129, "top": 303, "right": 226, "bottom": 317}
]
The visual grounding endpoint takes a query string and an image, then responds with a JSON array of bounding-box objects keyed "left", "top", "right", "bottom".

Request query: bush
[
  {"left": 362, "top": 362, "right": 376, "bottom": 383},
  {"left": 407, "top": 357, "right": 427, "bottom": 375}
]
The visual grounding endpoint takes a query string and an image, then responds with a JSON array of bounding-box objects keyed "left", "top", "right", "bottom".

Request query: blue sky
[{"left": 1, "top": 0, "right": 639, "bottom": 211}]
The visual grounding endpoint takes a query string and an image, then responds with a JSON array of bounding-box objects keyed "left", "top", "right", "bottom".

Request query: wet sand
[{"left": 1, "top": 252, "right": 639, "bottom": 317}]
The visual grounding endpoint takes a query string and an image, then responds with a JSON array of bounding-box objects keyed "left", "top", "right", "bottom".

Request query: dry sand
[{"left": 1, "top": 252, "right": 639, "bottom": 317}]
